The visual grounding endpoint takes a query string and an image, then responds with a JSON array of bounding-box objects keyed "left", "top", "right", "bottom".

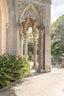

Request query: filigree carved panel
[{"left": 20, "top": 9, "right": 39, "bottom": 23}]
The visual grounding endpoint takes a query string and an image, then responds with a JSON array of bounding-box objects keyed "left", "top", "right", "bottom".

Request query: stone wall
[
  {"left": 6, "top": 0, "right": 51, "bottom": 72},
  {"left": 6, "top": 0, "right": 17, "bottom": 55}
]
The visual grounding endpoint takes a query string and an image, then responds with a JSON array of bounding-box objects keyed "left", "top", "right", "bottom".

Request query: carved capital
[
  {"left": 24, "top": 33, "right": 28, "bottom": 39},
  {"left": 33, "top": 30, "right": 37, "bottom": 37}
]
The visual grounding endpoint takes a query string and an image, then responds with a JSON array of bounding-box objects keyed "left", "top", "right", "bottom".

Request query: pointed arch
[{"left": 19, "top": 4, "right": 40, "bottom": 23}]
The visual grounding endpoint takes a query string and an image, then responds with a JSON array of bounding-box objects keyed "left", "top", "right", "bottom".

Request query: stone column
[
  {"left": 24, "top": 33, "right": 28, "bottom": 60},
  {"left": 62, "top": 57, "right": 64, "bottom": 67},
  {"left": 61, "top": 53, "right": 64, "bottom": 67},
  {"left": 32, "top": 30, "right": 37, "bottom": 69},
  {"left": 37, "top": 28, "right": 45, "bottom": 72},
  {"left": 20, "top": 33, "right": 23, "bottom": 58},
  {"left": 17, "top": 24, "right": 20, "bottom": 55}
]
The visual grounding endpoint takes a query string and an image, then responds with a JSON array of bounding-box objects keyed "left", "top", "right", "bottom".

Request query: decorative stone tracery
[{"left": 19, "top": 4, "right": 40, "bottom": 24}]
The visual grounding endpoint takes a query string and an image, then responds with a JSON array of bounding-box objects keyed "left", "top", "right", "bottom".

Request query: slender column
[
  {"left": 37, "top": 28, "right": 45, "bottom": 72},
  {"left": 24, "top": 33, "right": 28, "bottom": 60},
  {"left": 32, "top": 30, "right": 37, "bottom": 69},
  {"left": 17, "top": 24, "right": 20, "bottom": 55},
  {"left": 20, "top": 33, "right": 23, "bottom": 57}
]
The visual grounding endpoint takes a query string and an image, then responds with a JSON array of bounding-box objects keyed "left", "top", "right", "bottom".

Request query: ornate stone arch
[{"left": 19, "top": 4, "right": 40, "bottom": 24}]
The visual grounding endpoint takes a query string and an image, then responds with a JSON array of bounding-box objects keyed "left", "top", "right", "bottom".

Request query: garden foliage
[
  {"left": 51, "top": 15, "right": 64, "bottom": 58},
  {"left": 0, "top": 53, "right": 32, "bottom": 88}
]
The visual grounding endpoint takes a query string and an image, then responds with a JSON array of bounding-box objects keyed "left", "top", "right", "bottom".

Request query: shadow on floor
[{"left": 26, "top": 69, "right": 51, "bottom": 78}]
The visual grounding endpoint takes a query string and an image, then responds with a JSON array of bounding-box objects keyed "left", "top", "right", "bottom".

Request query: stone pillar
[
  {"left": 37, "top": 28, "right": 45, "bottom": 72},
  {"left": 17, "top": 24, "right": 20, "bottom": 55},
  {"left": 61, "top": 53, "right": 64, "bottom": 67},
  {"left": 20, "top": 33, "right": 23, "bottom": 58},
  {"left": 32, "top": 30, "right": 37, "bottom": 69},
  {"left": 61, "top": 57, "right": 64, "bottom": 67},
  {"left": 6, "top": 0, "right": 17, "bottom": 55},
  {"left": 44, "top": 27, "right": 51, "bottom": 73},
  {"left": 24, "top": 33, "right": 28, "bottom": 60}
]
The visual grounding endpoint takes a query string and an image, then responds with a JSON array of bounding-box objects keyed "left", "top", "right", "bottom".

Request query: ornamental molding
[{"left": 19, "top": 4, "right": 40, "bottom": 24}]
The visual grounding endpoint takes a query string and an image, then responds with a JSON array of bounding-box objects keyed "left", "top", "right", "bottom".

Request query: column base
[
  {"left": 45, "top": 68, "right": 51, "bottom": 73},
  {"left": 37, "top": 67, "right": 51, "bottom": 73},
  {"left": 45, "top": 66, "right": 51, "bottom": 73},
  {"left": 32, "top": 65, "right": 38, "bottom": 70},
  {"left": 37, "top": 69, "right": 45, "bottom": 73}
]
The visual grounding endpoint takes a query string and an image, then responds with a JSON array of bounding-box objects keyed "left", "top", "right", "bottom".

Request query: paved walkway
[{"left": 11, "top": 68, "right": 64, "bottom": 96}]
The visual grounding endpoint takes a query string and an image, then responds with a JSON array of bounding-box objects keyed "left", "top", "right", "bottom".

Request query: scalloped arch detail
[{"left": 19, "top": 4, "right": 40, "bottom": 23}]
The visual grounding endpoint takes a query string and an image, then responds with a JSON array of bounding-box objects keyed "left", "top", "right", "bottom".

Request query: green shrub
[{"left": 0, "top": 54, "right": 32, "bottom": 88}]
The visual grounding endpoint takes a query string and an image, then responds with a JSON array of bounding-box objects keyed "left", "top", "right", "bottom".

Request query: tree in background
[{"left": 51, "top": 15, "right": 64, "bottom": 58}]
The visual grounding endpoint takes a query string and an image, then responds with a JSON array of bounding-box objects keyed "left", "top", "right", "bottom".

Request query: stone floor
[{"left": 10, "top": 68, "right": 64, "bottom": 96}]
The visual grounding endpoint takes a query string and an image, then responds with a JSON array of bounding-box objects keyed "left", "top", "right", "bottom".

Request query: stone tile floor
[{"left": 11, "top": 68, "right": 64, "bottom": 96}]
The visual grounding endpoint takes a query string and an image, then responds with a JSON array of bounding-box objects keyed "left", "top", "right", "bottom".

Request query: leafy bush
[
  {"left": 0, "top": 53, "right": 32, "bottom": 88},
  {"left": 51, "top": 15, "right": 64, "bottom": 58}
]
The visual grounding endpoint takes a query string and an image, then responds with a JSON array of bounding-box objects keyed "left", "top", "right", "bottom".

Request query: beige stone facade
[
  {"left": 0, "top": 0, "right": 9, "bottom": 55},
  {"left": 0, "top": 0, "right": 51, "bottom": 73}
]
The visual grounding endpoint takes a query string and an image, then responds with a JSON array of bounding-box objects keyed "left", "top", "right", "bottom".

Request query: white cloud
[
  {"left": 51, "top": 4, "right": 56, "bottom": 23},
  {"left": 51, "top": 1, "right": 64, "bottom": 23}
]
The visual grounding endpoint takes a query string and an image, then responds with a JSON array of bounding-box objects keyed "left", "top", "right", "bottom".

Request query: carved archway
[
  {"left": 17, "top": 4, "right": 40, "bottom": 55},
  {"left": 16, "top": 0, "right": 51, "bottom": 73},
  {"left": 0, "top": 0, "right": 9, "bottom": 55},
  {"left": 20, "top": 18, "right": 39, "bottom": 34},
  {"left": 19, "top": 4, "right": 40, "bottom": 24}
]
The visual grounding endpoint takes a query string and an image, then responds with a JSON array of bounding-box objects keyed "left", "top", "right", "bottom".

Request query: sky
[{"left": 51, "top": 0, "right": 64, "bottom": 23}]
